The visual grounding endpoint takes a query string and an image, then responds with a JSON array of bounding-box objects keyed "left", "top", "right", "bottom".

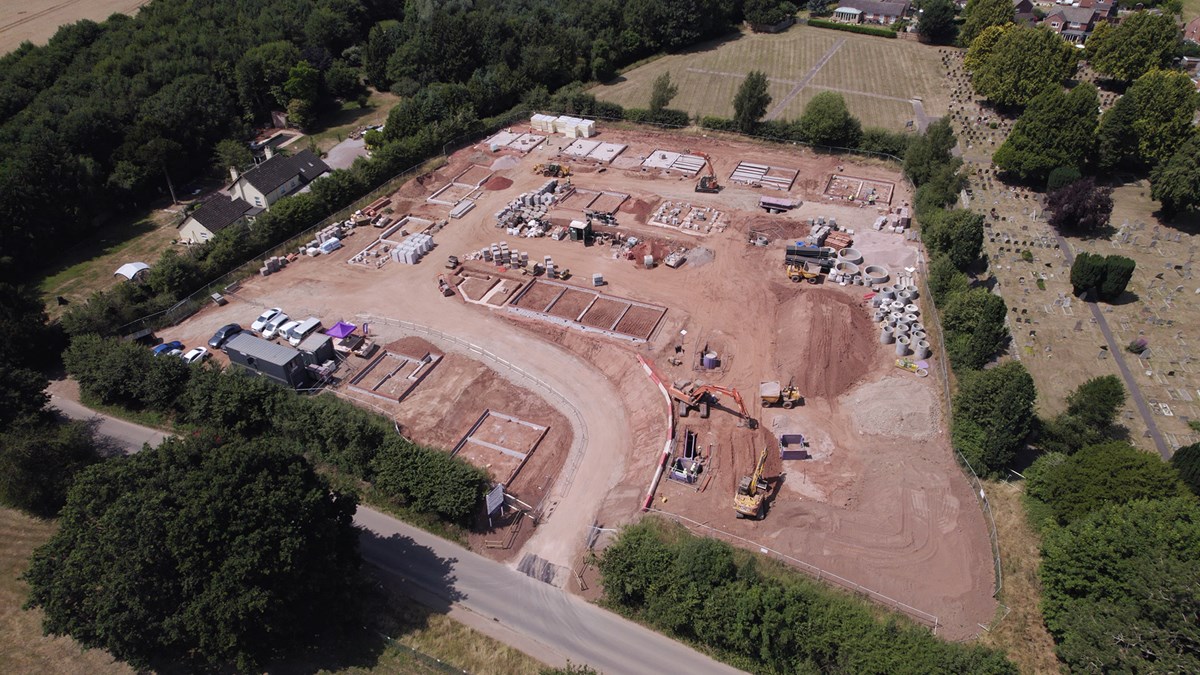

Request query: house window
[{"left": 254, "top": 196, "right": 262, "bottom": 207}]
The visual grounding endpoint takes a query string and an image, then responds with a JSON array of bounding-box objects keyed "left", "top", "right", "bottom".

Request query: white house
[
  {"left": 178, "top": 194, "right": 259, "bottom": 244},
  {"left": 227, "top": 149, "right": 330, "bottom": 209}
]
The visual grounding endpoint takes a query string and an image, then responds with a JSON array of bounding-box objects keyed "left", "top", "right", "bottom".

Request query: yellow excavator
[{"left": 734, "top": 445, "right": 770, "bottom": 519}]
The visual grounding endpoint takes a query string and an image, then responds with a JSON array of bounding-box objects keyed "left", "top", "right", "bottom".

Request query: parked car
[
  {"left": 208, "top": 323, "right": 242, "bottom": 348},
  {"left": 273, "top": 320, "right": 300, "bottom": 343},
  {"left": 181, "top": 347, "right": 209, "bottom": 364},
  {"left": 250, "top": 308, "right": 283, "bottom": 333},
  {"left": 263, "top": 314, "right": 292, "bottom": 340},
  {"left": 152, "top": 340, "right": 182, "bottom": 357},
  {"left": 286, "top": 317, "right": 324, "bottom": 347}
]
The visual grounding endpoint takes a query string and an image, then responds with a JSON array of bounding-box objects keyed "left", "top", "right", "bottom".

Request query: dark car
[
  {"left": 152, "top": 340, "right": 183, "bottom": 357},
  {"left": 208, "top": 323, "right": 242, "bottom": 349}
]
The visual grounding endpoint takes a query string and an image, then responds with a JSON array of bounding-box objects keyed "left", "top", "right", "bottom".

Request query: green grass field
[
  {"left": 591, "top": 25, "right": 949, "bottom": 131},
  {"left": 1184, "top": 0, "right": 1200, "bottom": 22}
]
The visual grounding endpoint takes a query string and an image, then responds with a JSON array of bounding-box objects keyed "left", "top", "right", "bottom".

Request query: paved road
[
  {"left": 356, "top": 506, "right": 741, "bottom": 674},
  {"left": 1054, "top": 236, "right": 1172, "bottom": 459},
  {"left": 50, "top": 393, "right": 171, "bottom": 453},
  {"left": 52, "top": 393, "right": 740, "bottom": 674}
]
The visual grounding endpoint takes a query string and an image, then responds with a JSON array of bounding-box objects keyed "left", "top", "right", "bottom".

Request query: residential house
[
  {"left": 1012, "top": 0, "right": 1037, "bottom": 26},
  {"left": 831, "top": 0, "right": 911, "bottom": 25},
  {"left": 1041, "top": 1, "right": 1117, "bottom": 44},
  {"left": 178, "top": 194, "right": 259, "bottom": 244},
  {"left": 1185, "top": 17, "right": 1200, "bottom": 44},
  {"left": 227, "top": 148, "right": 330, "bottom": 209}
]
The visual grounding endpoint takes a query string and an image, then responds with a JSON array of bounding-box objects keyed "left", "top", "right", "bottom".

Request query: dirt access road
[{"left": 165, "top": 124, "right": 995, "bottom": 638}]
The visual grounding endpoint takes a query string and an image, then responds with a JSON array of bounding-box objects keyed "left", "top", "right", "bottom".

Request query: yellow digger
[{"left": 734, "top": 445, "right": 770, "bottom": 519}]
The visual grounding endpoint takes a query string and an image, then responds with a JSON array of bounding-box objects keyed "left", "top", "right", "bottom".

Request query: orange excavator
[
  {"left": 694, "top": 152, "right": 721, "bottom": 193},
  {"left": 666, "top": 379, "right": 755, "bottom": 428}
]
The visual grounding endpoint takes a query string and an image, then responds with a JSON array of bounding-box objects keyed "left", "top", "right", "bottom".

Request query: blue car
[{"left": 152, "top": 340, "right": 183, "bottom": 357}]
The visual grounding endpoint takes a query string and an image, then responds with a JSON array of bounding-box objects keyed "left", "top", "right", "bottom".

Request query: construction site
[{"left": 164, "top": 118, "right": 997, "bottom": 639}]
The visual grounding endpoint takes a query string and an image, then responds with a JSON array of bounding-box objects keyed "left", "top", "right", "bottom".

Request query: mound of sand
[
  {"left": 484, "top": 175, "right": 513, "bottom": 191},
  {"left": 842, "top": 375, "right": 937, "bottom": 441},
  {"left": 774, "top": 288, "right": 878, "bottom": 399}
]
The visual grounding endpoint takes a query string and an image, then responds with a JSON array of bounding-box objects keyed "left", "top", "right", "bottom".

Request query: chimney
[
  {"left": 230, "top": 166, "right": 239, "bottom": 182},
  {"left": 264, "top": 145, "right": 275, "bottom": 160}
]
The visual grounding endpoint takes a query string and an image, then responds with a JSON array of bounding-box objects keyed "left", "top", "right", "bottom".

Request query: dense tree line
[
  {"left": 903, "top": 120, "right": 1032, "bottom": 476},
  {"left": 63, "top": 334, "right": 488, "bottom": 523},
  {"left": 2, "top": 0, "right": 748, "bottom": 291},
  {"left": 599, "top": 519, "right": 1016, "bottom": 673},
  {"left": 23, "top": 433, "right": 362, "bottom": 670},
  {"left": 0, "top": 284, "right": 100, "bottom": 516}
]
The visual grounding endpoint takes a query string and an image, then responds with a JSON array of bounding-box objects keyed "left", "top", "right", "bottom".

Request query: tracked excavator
[
  {"left": 734, "top": 445, "right": 770, "bottom": 519},
  {"left": 694, "top": 152, "right": 721, "bottom": 193}
]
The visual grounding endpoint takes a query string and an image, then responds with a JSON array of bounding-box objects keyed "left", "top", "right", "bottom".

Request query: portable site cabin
[{"left": 223, "top": 333, "right": 309, "bottom": 388}]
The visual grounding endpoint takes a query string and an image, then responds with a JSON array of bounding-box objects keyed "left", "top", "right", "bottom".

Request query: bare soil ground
[{"left": 163, "top": 123, "right": 995, "bottom": 639}]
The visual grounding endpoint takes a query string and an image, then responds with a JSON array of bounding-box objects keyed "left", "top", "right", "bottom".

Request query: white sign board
[{"left": 485, "top": 484, "right": 505, "bottom": 515}]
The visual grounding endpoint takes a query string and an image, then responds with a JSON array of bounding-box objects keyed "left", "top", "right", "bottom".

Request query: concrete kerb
[
  {"left": 645, "top": 507, "right": 942, "bottom": 634},
  {"left": 356, "top": 314, "right": 590, "bottom": 519}
]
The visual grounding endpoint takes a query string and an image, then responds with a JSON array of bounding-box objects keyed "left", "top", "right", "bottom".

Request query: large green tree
[
  {"left": 959, "top": 0, "right": 1015, "bottom": 46},
  {"left": 1047, "top": 177, "right": 1114, "bottom": 235},
  {"left": 1086, "top": 13, "right": 1181, "bottom": 83},
  {"left": 1171, "top": 442, "right": 1200, "bottom": 496},
  {"left": 1151, "top": 134, "right": 1200, "bottom": 217},
  {"left": 951, "top": 362, "right": 1036, "bottom": 475},
  {"left": 903, "top": 117, "right": 957, "bottom": 187},
  {"left": 917, "top": 0, "right": 958, "bottom": 45},
  {"left": 648, "top": 72, "right": 678, "bottom": 114},
  {"left": 23, "top": 435, "right": 361, "bottom": 670},
  {"left": 1127, "top": 69, "right": 1200, "bottom": 167},
  {"left": 922, "top": 208, "right": 984, "bottom": 270},
  {"left": 1040, "top": 497, "right": 1200, "bottom": 672},
  {"left": 796, "top": 91, "right": 861, "bottom": 147},
  {"left": 992, "top": 84, "right": 1098, "bottom": 183},
  {"left": 927, "top": 252, "right": 970, "bottom": 306},
  {"left": 1026, "top": 441, "right": 1188, "bottom": 526},
  {"left": 967, "top": 25, "right": 1078, "bottom": 107},
  {"left": 0, "top": 420, "right": 98, "bottom": 517},
  {"left": 1095, "top": 92, "right": 1140, "bottom": 172},
  {"left": 732, "top": 70, "right": 771, "bottom": 133},
  {"left": 942, "top": 288, "right": 1010, "bottom": 370}
]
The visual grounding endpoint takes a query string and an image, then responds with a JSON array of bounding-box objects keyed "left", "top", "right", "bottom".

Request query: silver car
[{"left": 261, "top": 313, "right": 291, "bottom": 339}]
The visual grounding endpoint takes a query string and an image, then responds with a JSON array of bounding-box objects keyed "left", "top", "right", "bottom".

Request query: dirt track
[{"left": 163, "top": 125, "right": 995, "bottom": 638}]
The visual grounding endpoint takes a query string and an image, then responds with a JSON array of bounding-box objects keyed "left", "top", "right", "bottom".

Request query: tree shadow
[{"left": 262, "top": 529, "right": 465, "bottom": 674}]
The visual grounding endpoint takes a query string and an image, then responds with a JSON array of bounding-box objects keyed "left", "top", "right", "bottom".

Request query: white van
[{"left": 286, "top": 317, "right": 323, "bottom": 346}]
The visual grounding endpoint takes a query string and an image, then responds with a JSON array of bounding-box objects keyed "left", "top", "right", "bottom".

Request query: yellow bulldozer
[
  {"left": 733, "top": 445, "right": 770, "bottom": 519},
  {"left": 760, "top": 381, "right": 802, "bottom": 409}
]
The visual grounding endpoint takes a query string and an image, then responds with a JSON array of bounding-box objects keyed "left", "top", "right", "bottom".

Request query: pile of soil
[
  {"left": 775, "top": 288, "right": 878, "bottom": 399},
  {"left": 483, "top": 175, "right": 513, "bottom": 191},
  {"left": 619, "top": 198, "right": 658, "bottom": 223}
]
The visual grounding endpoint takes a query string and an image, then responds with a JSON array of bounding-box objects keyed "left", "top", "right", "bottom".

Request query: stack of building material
[
  {"left": 530, "top": 114, "right": 557, "bottom": 132},
  {"left": 449, "top": 199, "right": 475, "bottom": 219},
  {"left": 671, "top": 154, "right": 706, "bottom": 175},
  {"left": 825, "top": 231, "right": 854, "bottom": 249},
  {"left": 390, "top": 233, "right": 434, "bottom": 265},
  {"left": 362, "top": 197, "right": 391, "bottom": 217}
]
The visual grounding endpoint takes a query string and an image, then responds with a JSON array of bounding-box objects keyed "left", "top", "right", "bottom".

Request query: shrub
[{"left": 807, "top": 18, "right": 897, "bottom": 38}]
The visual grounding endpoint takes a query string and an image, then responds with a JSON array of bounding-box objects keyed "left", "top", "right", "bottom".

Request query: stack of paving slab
[
  {"left": 553, "top": 116, "right": 596, "bottom": 138},
  {"left": 729, "top": 161, "right": 797, "bottom": 190},
  {"left": 390, "top": 233, "right": 433, "bottom": 265},
  {"left": 530, "top": 114, "right": 558, "bottom": 132}
]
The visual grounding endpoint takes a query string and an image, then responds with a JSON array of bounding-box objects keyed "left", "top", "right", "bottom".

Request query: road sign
[{"left": 486, "top": 484, "right": 505, "bottom": 515}]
